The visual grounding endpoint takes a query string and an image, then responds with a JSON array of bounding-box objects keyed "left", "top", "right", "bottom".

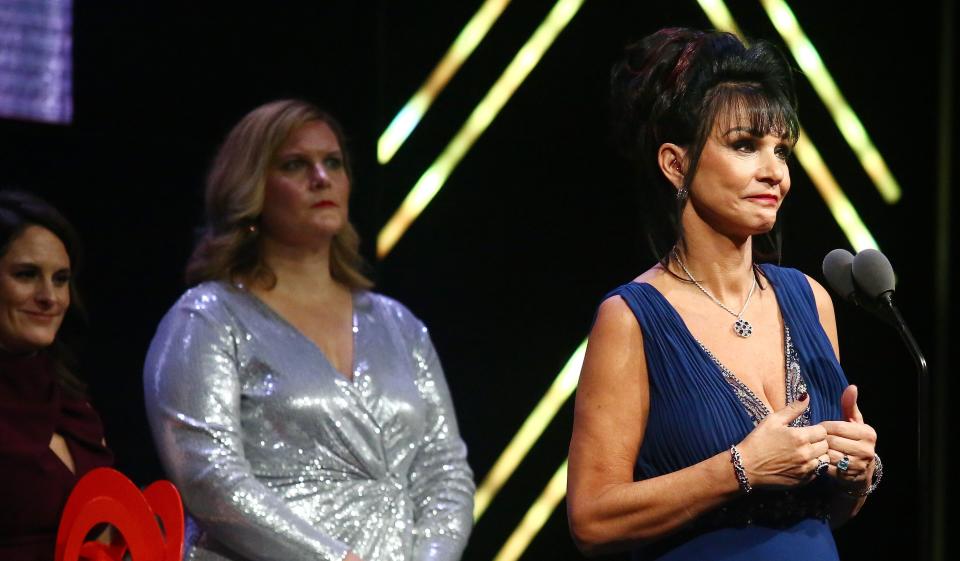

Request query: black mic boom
[{"left": 825, "top": 248, "right": 932, "bottom": 561}]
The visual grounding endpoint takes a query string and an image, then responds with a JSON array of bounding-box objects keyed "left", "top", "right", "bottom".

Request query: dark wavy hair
[
  {"left": 0, "top": 190, "right": 88, "bottom": 397},
  {"left": 610, "top": 27, "right": 799, "bottom": 269}
]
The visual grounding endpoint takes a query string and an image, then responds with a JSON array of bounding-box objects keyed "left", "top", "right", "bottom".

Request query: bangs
[{"left": 704, "top": 82, "right": 799, "bottom": 143}]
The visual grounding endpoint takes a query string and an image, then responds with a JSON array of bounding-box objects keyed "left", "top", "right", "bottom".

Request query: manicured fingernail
[{"left": 798, "top": 391, "right": 808, "bottom": 402}]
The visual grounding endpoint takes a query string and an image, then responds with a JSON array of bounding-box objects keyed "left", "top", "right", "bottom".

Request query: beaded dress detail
[
  {"left": 697, "top": 326, "right": 810, "bottom": 427},
  {"left": 606, "top": 265, "right": 849, "bottom": 561}
]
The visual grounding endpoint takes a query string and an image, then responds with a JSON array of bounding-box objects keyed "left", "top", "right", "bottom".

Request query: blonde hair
[{"left": 186, "top": 99, "right": 372, "bottom": 289}]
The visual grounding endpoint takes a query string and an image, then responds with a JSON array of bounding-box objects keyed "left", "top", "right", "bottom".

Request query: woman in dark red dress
[{"left": 0, "top": 191, "right": 113, "bottom": 561}]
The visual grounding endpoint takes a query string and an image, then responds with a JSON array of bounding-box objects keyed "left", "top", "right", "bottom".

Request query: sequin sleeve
[
  {"left": 143, "top": 288, "right": 350, "bottom": 561},
  {"left": 406, "top": 323, "right": 475, "bottom": 561}
]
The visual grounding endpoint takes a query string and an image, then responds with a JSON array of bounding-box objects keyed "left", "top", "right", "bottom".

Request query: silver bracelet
[
  {"left": 844, "top": 454, "right": 883, "bottom": 497},
  {"left": 730, "top": 445, "right": 752, "bottom": 494}
]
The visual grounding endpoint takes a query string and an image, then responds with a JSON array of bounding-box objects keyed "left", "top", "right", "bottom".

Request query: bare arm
[
  {"left": 806, "top": 276, "right": 878, "bottom": 524},
  {"left": 567, "top": 296, "right": 827, "bottom": 555},
  {"left": 808, "top": 276, "right": 841, "bottom": 360}
]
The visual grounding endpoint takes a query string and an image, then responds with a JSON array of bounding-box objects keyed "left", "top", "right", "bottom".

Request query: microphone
[
  {"left": 851, "top": 249, "right": 896, "bottom": 301},
  {"left": 821, "top": 248, "right": 857, "bottom": 304},
  {"left": 850, "top": 248, "right": 898, "bottom": 326},
  {"left": 829, "top": 249, "right": 931, "bottom": 553},
  {"left": 823, "top": 248, "right": 927, "bottom": 375},
  {"left": 821, "top": 248, "right": 895, "bottom": 326}
]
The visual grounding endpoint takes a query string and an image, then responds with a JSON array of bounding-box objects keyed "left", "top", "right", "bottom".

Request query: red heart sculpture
[{"left": 54, "top": 468, "right": 184, "bottom": 561}]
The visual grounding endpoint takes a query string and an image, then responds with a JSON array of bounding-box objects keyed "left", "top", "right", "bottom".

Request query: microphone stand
[
  {"left": 879, "top": 292, "right": 929, "bottom": 375},
  {"left": 879, "top": 292, "right": 930, "bottom": 560}
]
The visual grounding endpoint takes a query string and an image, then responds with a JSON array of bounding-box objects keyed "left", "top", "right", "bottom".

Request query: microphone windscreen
[
  {"left": 852, "top": 249, "right": 896, "bottom": 298},
  {"left": 822, "top": 249, "right": 856, "bottom": 302}
]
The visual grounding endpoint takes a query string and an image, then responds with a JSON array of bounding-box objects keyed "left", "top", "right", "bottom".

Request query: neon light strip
[
  {"left": 474, "top": 340, "right": 585, "bottom": 521},
  {"left": 695, "top": 0, "right": 745, "bottom": 37},
  {"left": 377, "top": 0, "right": 512, "bottom": 164},
  {"left": 760, "top": 0, "right": 901, "bottom": 204},
  {"left": 794, "top": 126, "right": 878, "bottom": 251},
  {"left": 377, "top": 0, "right": 586, "bottom": 259},
  {"left": 491, "top": 460, "right": 569, "bottom": 561},
  {"left": 697, "top": 0, "right": 880, "bottom": 250}
]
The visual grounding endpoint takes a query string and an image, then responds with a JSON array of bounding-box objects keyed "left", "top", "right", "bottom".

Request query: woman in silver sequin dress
[{"left": 143, "top": 100, "right": 475, "bottom": 561}]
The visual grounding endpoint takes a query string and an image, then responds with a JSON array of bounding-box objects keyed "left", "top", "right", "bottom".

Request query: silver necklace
[{"left": 673, "top": 250, "right": 757, "bottom": 338}]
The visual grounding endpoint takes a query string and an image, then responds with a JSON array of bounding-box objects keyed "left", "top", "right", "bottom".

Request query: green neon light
[
  {"left": 377, "top": 0, "right": 586, "bottom": 258},
  {"left": 491, "top": 460, "right": 569, "bottom": 561},
  {"left": 697, "top": 0, "right": 882, "bottom": 250},
  {"left": 794, "top": 126, "right": 879, "bottom": 251},
  {"left": 473, "top": 340, "right": 585, "bottom": 521},
  {"left": 760, "top": 0, "right": 901, "bottom": 203},
  {"left": 696, "top": 0, "right": 744, "bottom": 36},
  {"left": 377, "top": 0, "right": 512, "bottom": 164}
]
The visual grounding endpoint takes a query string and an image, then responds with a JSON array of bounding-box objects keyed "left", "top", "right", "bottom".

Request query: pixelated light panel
[{"left": 0, "top": 0, "right": 72, "bottom": 124}]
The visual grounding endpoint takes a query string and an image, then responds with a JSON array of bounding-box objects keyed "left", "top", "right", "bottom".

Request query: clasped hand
[
  {"left": 736, "top": 385, "right": 876, "bottom": 491},
  {"left": 817, "top": 385, "right": 877, "bottom": 492}
]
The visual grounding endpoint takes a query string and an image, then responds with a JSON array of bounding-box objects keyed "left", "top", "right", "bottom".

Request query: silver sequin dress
[{"left": 143, "top": 282, "right": 475, "bottom": 561}]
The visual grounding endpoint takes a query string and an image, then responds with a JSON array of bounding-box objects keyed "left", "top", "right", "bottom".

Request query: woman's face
[
  {"left": 0, "top": 225, "right": 71, "bottom": 353},
  {"left": 687, "top": 116, "right": 793, "bottom": 238},
  {"left": 261, "top": 120, "right": 350, "bottom": 248}
]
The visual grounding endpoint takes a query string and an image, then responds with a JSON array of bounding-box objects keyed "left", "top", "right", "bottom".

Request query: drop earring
[
  {"left": 676, "top": 186, "right": 688, "bottom": 202},
  {"left": 674, "top": 162, "right": 687, "bottom": 202}
]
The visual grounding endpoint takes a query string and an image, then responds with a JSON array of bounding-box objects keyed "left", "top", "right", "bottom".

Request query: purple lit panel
[{"left": 0, "top": 0, "right": 72, "bottom": 124}]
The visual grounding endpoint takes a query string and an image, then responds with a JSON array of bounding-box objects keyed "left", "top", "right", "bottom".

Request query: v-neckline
[
  {"left": 236, "top": 284, "right": 360, "bottom": 383},
  {"left": 635, "top": 278, "right": 808, "bottom": 423}
]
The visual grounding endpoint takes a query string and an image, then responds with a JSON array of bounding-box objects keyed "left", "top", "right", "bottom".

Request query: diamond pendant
[{"left": 734, "top": 318, "right": 753, "bottom": 338}]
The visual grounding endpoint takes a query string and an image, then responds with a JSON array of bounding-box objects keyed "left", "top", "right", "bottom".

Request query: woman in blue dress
[{"left": 566, "top": 28, "right": 882, "bottom": 560}]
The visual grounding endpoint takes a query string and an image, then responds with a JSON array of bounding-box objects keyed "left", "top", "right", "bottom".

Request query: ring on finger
[
  {"left": 815, "top": 457, "right": 829, "bottom": 477},
  {"left": 837, "top": 455, "right": 850, "bottom": 473}
]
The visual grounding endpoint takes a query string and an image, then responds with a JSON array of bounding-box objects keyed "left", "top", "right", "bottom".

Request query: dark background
[{"left": 1, "top": 1, "right": 955, "bottom": 560}]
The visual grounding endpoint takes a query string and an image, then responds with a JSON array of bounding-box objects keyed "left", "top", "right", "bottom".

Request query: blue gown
[{"left": 608, "top": 265, "right": 848, "bottom": 560}]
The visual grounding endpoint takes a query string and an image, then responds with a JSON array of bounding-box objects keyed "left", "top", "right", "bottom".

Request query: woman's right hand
[{"left": 736, "top": 395, "right": 830, "bottom": 489}]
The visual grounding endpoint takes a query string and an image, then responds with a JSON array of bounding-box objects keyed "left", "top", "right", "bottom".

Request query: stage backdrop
[{"left": 0, "top": 1, "right": 954, "bottom": 560}]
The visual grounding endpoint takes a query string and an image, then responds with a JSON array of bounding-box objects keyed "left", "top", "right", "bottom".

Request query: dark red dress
[{"left": 0, "top": 352, "right": 113, "bottom": 561}]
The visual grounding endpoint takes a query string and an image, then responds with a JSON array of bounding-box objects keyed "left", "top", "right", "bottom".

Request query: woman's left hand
[{"left": 818, "top": 385, "right": 877, "bottom": 491}]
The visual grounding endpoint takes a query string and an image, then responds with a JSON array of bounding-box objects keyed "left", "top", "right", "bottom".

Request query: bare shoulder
[
  {"left": 586, "top": 264, "right": 669, "bottom": 366},
  {"left": 571, "top": 277, "right": 652, "bottom": 483},
  {"left": 633, "top": 262, "right": 669, "bottom": 287},
  {"left": 585, "top": 295, "right": 646, "bottom": 383},
  {"left": 803, "top": 273, "right": 836, "bottom": 319},
  {"left": 594, "top": 294, "right": 640, "bottom": 335},
  {"left": 593, "top": 265, "right": 662, "bottom": 340},
  {"left": 803, "top": 273, "right": 840, "bottom": 357}
]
